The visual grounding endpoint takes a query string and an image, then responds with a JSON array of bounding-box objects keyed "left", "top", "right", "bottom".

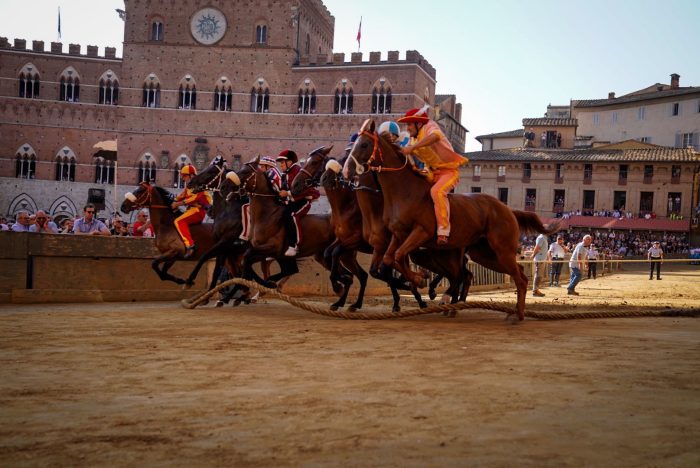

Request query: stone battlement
[
  {"left": 0, "top": 37, "right": 119, "bottom": 60},
  {"left": 296, "top": 50, "right": 436, "bottom": 79}
]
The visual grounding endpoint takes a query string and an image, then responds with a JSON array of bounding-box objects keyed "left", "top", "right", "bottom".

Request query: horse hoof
[
  {"left": 330, "top": 305, "right": 339, "bottom": 311},
  {"left": 428, "top": 289, "right": 437, "bottom": 300},
  {"left": 419, "top": 301, "right": 428, "bottom": 309},
  {"left": 262, "top": 280, "right": 277, "bottom": 289},
  {"left": 233, "top": 299, "right": 242, "bottom": 307},
  {"left": 348, "top": 306, "right": 358, "bottom": 312},
  {"left": 392, "top": 306, "right": 400, "bottom": 314},
  {"left": 215, "top": 300, "right": 225, "bottom": 308}
]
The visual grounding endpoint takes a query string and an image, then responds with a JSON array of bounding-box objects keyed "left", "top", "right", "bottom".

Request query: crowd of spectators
[
  {"left": 0, "top": 205, "right": 154, "bottom": 237},
  {"left": 522, "top": 228, "right": 690, "bottom": 257}
]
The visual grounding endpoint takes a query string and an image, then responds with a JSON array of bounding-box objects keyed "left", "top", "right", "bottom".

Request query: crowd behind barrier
[{"left": 0, "top": 210, "right": 155, "bottom": 237}]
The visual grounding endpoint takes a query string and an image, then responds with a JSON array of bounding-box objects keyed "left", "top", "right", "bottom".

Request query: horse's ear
[
  {"left": 369, "top": 120, "right": 375, "bottom": 133},
  {"left": 324, "top": 144, "right": 333, "bottom": 155}
]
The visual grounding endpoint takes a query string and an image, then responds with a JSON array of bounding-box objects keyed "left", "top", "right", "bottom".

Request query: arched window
[
  {"left": 15, "top": 144, "right": 37, "bottom": 179},
  {"left": 151, "top": 21, "right": 164, "bottom": 41},
  {"left": 138, "top": 153, "right": 157, "bottom": 183},
  {"left": 371, "top": 79, "right": 392, "bottom": 114},
  {"left": 98, "top": 70, "right": 119, "bottom": 105},
  {"left": 178, "top": 75, "right": 197, "bottom": 109},
  {"left": 250, "top": 79, "right": 270, "bottom": 113},
  {"left": 18, "top": 63, "right": 40, "bottom": 99},
  {"left": 142, "top": 74, "right": 161, "bottom": 108},
  {"left": 255, "top": 24, "right": 267, "bottom": 44},
  {"left": 213, "top": 77, "right": 232, "bottom": 111},
  {"left": 334, "top": 80, "right": 353, "bottom": 114},
  {"left": 55, "top": 147, "right": 76, "bottom": 182},
  {"left": 297, "top": 79, "right": 316, "bottom": 114},
  {"left": 59, "top": 68, "right": 80, "bottom": 102},
  {"left": 173, "top": 155, "right": 193, "bottom": 189},
  {"left": 94, "top": 157, "right": 115, "bottom": 184}
]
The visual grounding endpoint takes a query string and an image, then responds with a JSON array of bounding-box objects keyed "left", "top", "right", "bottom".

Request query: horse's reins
[
  {"left": 348, "top": 130, "right": 409, "bottom": 175},
  {"left": 238, "top": 162, "right": 280, "bottom": 199},
  {"left": 129, "top": 183, "right": 171, "bottom": 210}
]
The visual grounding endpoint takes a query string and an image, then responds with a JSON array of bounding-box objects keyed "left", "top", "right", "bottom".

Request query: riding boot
[{"left": 183, "top": 244, "right": 196, "bottom": 259}]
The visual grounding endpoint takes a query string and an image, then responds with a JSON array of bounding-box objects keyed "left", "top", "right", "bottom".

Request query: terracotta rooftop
[
  {"left": 573, "top": 86, "right": 700, "bottom": 108},
  {"left": 522, "top": 118, "right": 578, "bottom": 127},
  {"left": 475, "top": 129, "right": 523, "bottom": 142},
  {"left": 463, "top": 146, "right": 700, "bottom": 163}
]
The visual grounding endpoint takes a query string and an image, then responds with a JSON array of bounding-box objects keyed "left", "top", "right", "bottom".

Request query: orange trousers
[
  {"left": 430, "top": 168, "right": 459, "bottom": 236},
  {"left": 174, "top": 207, "right": 206, "bottom": 247}
]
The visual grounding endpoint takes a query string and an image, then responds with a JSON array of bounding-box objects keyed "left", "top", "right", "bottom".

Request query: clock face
[{"left": 190, "top": 8, "right": 227, "bottom": 45}]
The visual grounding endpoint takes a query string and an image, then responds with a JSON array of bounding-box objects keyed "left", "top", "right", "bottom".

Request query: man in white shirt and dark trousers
[
  {"left": 648, "top": 241, "right": 664, "bottom": 280},
  {"left": 587, "top": 244, "right": 599, "bottom": 279},
  {"left": 547, "top": 235, "right": 568, "bottom": 286},
  {"left": 531, "top": 233, "right": 549, "bottom": 297},
  {"left": 567, "top": 234, "right": 592, "bottom": 296}
]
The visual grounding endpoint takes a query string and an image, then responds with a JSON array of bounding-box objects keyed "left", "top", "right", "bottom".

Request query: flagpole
[{"left": 57, "top": 6, "right": 61, "bottom": 41}]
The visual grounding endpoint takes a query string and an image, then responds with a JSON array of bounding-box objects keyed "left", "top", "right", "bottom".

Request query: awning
[{"left": 93, "top": 140, "right": 118, "bottom": 161}]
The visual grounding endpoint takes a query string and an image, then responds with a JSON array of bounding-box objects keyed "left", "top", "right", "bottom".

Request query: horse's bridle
[
  {"left": 237, "top": 162, "right": 278, "bottom": 198},
  {"left": 348, "top": 129, "right": 408, "bottom": 175},
  {"left": 128, "top": 182, "right": 171, "bottom": 210},
  {"left": 199, "top": 163, "right": 227, "bottom": 193},
  {"left": 299, "top": 151, "right": 329, "bottom": 188}
]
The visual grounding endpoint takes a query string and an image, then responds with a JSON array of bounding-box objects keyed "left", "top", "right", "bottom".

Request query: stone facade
[{"left": 0, "top": 0, "right": 459, "bottom": 221}]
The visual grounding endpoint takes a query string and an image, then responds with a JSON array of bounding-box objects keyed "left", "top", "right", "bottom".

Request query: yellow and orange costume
[{"left": 174, "top": 165, "right": 212, "bottom": 251}]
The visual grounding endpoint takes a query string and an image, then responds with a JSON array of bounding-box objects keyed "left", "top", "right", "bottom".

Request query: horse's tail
[{"left": 512, "top": 210, "right": 561, "bottom": 236}]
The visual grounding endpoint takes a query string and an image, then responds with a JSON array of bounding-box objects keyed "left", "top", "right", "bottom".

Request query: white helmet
[{"left": 378, "top": 121, "right": 400, "bottom": 138}]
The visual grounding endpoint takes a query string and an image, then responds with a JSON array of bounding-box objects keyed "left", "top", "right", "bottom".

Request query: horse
[
  {"left": 121, "top": 182, "right": 217, "bottom": 286},
  {"left": 292, "top": 146, "right": 471, "bottom": 312},
  {"left": 229, "top": 157, "right": 349, "bottom": 301},
  {"left": 343, "top": 119, "right": 558, "bottom": 321}
]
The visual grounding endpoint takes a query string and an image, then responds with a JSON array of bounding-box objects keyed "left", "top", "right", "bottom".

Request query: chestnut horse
[
  {"left": 343, "top": 120, "right": 558, "bottom": 320},
  {"left": 292, "top": 146, "right": 471, "bottom": 311},
  {"left": 121, "top": 182, "right": 216, "bottom": 286},
  {"left": 230, "top": 157, "right": 349, "bottom": 300}
]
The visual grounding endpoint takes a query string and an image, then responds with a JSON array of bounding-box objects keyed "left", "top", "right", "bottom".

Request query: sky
[{"left": 1, "top": 0, "right": 699, "bottom": 151}]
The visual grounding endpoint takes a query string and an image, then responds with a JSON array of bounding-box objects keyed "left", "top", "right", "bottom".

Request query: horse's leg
[
  {"left": 391, "top": 229, "right": 433, "bottom": 287},
  {"left": 428, "top": 274, "right": 443, "bottom": 300},
  {"left": 471, "top": 245, "right": 527, "bottom": 321},
  {"left": 337, "top": 250, "right": 368, "bottom": 312},
  {"left": 184, "top": 240, "right": 225, "bottom": 288},
  {"left": 267, "top": 258, "right": 298, "bottom": 285},
  {"left": 153, "top": 257, "right": 186, "bottom": 284}
]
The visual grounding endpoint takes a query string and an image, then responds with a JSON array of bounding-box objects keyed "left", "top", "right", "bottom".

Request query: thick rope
[{"left": 181, "top": 278, "right": 700, "bottom": 320}]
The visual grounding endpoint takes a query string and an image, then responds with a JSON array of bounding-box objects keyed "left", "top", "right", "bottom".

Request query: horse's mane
[{"left": 152, "top": 185, "right": 176, "bottom": 205}]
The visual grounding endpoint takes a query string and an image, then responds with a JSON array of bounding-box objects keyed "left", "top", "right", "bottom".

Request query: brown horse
[
  {"left": 230, "top": 157, "right": 344, "bottom": 295},
  {"left": 292, "top": 146, "right": 471, "bottom": 311},
  {"left": 343, "top": 120, "right": 558, "bottom": 320},
  {"left": 121, "top": 182, "right": 216, "bottom": 285}
]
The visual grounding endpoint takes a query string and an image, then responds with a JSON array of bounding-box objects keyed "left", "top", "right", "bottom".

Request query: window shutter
[{"left": 675, "top": 132, "right": 681, "bottom": 148}]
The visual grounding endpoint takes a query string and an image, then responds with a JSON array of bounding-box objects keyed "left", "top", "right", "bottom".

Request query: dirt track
[{"left": 1, "top": 266, "right": 699, "bottom": 466}]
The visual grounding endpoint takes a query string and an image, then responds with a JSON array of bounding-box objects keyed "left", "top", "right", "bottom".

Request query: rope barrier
[{"left": 181, "top": 278, "right": 700, "bottom": 321}]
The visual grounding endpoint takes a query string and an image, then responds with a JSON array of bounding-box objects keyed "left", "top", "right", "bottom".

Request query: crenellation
[
  {"left": 14, "top": 39, "right": 26, "bottom": 50},
  {"left": 69, "top": 44, "right": 81, "bottom": 55},
  {"left": 105, "top": 47, "right": 116, "bottom": 59},
  {"left": 387, "top": 50, "right": 399, "bottom": 63},
  {"left": 369, "top": 52, "right": 380, "bottom": 64},
  {"left": 32, "top": 41, "right": 44, "bottom": 52},
  {"left": 51, "top": 42, "right": 63, "bottom": 53},
  {"left": 350, "top": 52, "right": 362, "bottom": 64},
  {"left": 332, "top": 52, "right": 344, "bottom": 64},
  {"left": 87, "top": 45, "right": 99, "bottom": 57},
  {"left": 0, "top": 37, "right": 9, "bottom": 48}
]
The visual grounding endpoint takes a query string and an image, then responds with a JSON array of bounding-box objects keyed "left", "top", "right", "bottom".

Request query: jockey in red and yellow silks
[
  {"left": 172, "top": 164, "right": 212, "bottom": 258},
  {"left": 398, "top": 106, "right": 469, "bottom": 245}
]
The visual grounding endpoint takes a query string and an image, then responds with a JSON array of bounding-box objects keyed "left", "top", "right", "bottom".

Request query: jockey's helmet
[
  {"left": 276, "top": 149, "right": 298, "bottom": 163},
  {"left": 378, "top": 121, "right": 400, "bottom": 138},
  {"left": 180, "top": 164, "right": 197, "bottom": 176},
  {"left": 345, "top": 132, "right": 359, "bottom": 151},
  {"left": 259, "top": 156, "right": 277, "bottom": 167},
  {"left": 397, "top": 104, "right": 430, "bottom": 124}
]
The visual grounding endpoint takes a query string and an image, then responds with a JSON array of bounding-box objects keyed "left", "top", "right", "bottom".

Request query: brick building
[{"left": 0, "top": 0, "right": 465, "bottom": 222}]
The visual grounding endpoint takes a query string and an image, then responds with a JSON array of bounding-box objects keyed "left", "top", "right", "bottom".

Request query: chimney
[
  {"left": 608, "top": 92, "right": 615, "bottom": 99},
  {"left": 670, "top": 73, "right": 680, "bottom": 89}
]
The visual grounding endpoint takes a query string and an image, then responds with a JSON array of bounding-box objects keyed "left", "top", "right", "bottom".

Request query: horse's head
[
  {"left": 227, "top": 156, "right": 271, "bottom": 196},
  {"left": 122, "top": 182, "right": 174, "bottom": 214},
  {"left": 188, "top": 158, "right": 227, "bottom": 193},
  {"left": 121, "top": 182, "right": 152, "bottom": 213},
  {"left": 320, "top": 157, "right": 346, "bottom": 191},
  {"left": 343, "top": 119, "right": 378, "bottom": 179},
  {"left": 290, "top": 145, "right": 333, "bottom": 197}
]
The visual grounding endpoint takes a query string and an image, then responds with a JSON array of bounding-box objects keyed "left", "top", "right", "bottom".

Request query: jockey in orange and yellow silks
[
  {"left": 172, "top": 164, "right": 212, "bottom": 258},
  {"left": 398, "top": 106, "right": 469, "bottom": 245}
]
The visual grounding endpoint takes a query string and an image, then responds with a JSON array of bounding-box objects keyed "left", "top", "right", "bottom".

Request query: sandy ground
[{"left": 1, "top": 265, "right": 699, "bottom": 467}]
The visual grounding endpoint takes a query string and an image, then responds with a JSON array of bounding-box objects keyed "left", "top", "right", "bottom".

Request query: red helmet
[
  {"left": 180, "top": 164, "right": 197, "bottom": 176},
  {"left": 276, "top": 149, "right": 298, "bottom": 163}
]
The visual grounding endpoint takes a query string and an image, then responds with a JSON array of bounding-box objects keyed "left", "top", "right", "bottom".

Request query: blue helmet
[
  {"left": 345, "top": 132, "right": 359, "bottom": 151},
  {"left": 378, "top": 121, "right": 400, "bottom": 138}
]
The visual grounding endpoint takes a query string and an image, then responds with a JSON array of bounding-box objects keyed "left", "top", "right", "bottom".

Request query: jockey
[
  {"left": 275, "top": 149, "right": 320, "bottom": 256},
  {"left": 378, "top": 121, "right": 422, "bottom": 169},
  {"left": 172, "top": 164, "right": 212, "bottom": 258},
  {"left": 398, "top": 105, "right": 468, "bottom": 245},
  {"left": 240, "top": 156, "right": 278, "bottom": 242}
]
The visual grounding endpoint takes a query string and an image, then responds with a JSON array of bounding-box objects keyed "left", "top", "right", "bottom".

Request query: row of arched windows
[
  {"left": 16, "top": 63, "right": 393, "bottom": 114},
  {"left": 14, "top": 146, "right": 196, "bottom": 188}
]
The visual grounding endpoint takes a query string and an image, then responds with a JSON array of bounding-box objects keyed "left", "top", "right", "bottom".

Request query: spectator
[
  {"left": 531, "top": 233, "right": 548, "bottom": 297},
  {"left": 567, "top": 234, "right": 592, "bottom": 296},
  {"left": 110, "top": 216, "right": 130, "bottom": 236},
  {"left": 556, "top": 132, "right": 562, "bottom": 148},
  {"left": 11, "top": 210, "right": 32, "bottom": 232},
  {"left": 29, "top": 210, "right": 58, "bottom": 234},
  {"left": 647, "top": 241, "right": 664, "bottom": 280},
  {"left": 547, "top": 234, "right": 568, "bottom": 286},
  {"left": 587, "top": 244, "right": 599, "bottom": 279},
  {"left": 0, "top": 216, "right": 8, "bottom": 231},
  {"left": 60, "top": 218, "right": 75, "bottom": 234},
  {"left": 73, "top": 204, "right": 110, "bottom": 236},
  {"left": 132, "top": 209, "right": 154, "bottom": 237}
]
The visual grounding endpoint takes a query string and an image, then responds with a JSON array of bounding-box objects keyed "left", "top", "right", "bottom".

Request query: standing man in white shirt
[
  {"left": 531, "top": 233, "right": 549, "bottom": 297},
  {"left": 567, "top": 234, "right": 592, "bottom": 296},
  {"left": 647, "top": 241, "right": 664, "bottom": 280},
  {"left": 547, "top": 235, "right": 568, "bottom": 286},
  {"left": 586, "top": 244, "right": 600, "bottom": 279}
]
